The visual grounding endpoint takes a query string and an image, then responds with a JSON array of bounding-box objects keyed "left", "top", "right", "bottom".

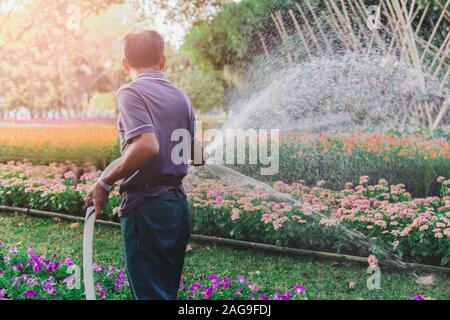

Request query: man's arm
[
  {"left": 85, "top": 132, "right": 159, "bottom": 217},
  {"left": 103, "top": 132, "right": 159, "bottom": 185}
]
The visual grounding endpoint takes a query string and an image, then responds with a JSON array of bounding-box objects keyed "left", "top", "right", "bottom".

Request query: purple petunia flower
[
  {"left": 233, "top": 288, "right": 243, "bottom": 296},
  {"left": 237, "top": 275, "right": 248, "bottom": 285},
  {"left": 24, "top": 290, "right": 37, "bottom": 299},
  {"left": 60, "top": 258, "right": 75, "bottom": 266},
  {"left": 293, "top": 284, "right": 305, "bottom": 295},
  {"left": 260, "top": 294, "right": 270, "bottom": 300},
  {"left": 64, "top": 275, "right": 77, "bottom": 287},
  {"left": 15, "top": 264, "right": 24, "bottom": 272},
  {"left": 190, "top": 282, "right": 202, "bottom": 293},
  {"left": 92, "top": 263, "right": 102, "bottom": 271},
  {"left": 201, "top": 287, "right": 214, "bottom": 300},
  {"left": 222, "top": 277, "right": 230, "bottom": 289},
  {"left": 19, "top": 274, "right": 30, "bottom": 282},
  {"left": 0, "top": 289, "right": 6, "bottom": 298},
  {"left": 249, "top": 283, "right": 259, "bottom": 293},
  {"left": 274, "top": 291, "right": 291, "bottom": 300},
  {"left": 410, "top": 295, "right": 426, "bottom": 300},
  {"left": 97, "top": 288, "right": 107, "bottom": 299},
  {"left": 115, "top": 271, "right": 126, "bottom": 290},
  {"left": 209, "top": 274, "right": 221, "bottom": 289}
]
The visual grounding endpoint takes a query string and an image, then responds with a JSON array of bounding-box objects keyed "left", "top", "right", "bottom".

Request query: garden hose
[{"left": 83, "top": 158, "right": 121, "bottom": 300}]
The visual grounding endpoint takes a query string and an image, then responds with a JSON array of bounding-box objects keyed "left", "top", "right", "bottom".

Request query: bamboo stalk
[
  {"left": 408, "top": 0, "right": 417, "bottom": 20},
  {"left": 275, "top": 10, "right": 289, "bottom": 38},
  {"left": 257, "top": 31, "right": 270, "bottom": 58},
  {"left": 432, "top": 97, "right": 450, "bottom": 129},
  {"left": 394, "top": 0, "right": 434, "bottom": 129},
  {"left": 288, "top": 9, "right": 313, "bottom": 59},
  {"left": 410, "top": 1, "right": 422, "bottom": 22},
  {"left": 324, "top": 15, "right": 350, "bottom": 51},
  {"left": 275, "top": 10, "right": 295, "bottom": 65},
  {"left": 330, "top": 0, "right": 360, "bottom": 51},
  {"left": 270, "top": 11, "right": 284, "bottom": 40},
  {"left": 414, "top": 32, "right": 446, "bottom": 55},
  {"left": 439, "top": 66, "right": 450, "bottom": 90},
  {"left": 382, "top": 1, "right": 410, "bottom": 62},
  {"left": 295, "top": 2, "right": 324, "bottom": 54},
  {"left": 420, "top": 0, "right": 450, "bottom": 62},
  {"left": 434, "top": 0, "right": 450, "bottom": 23},
  {"left": 305, "top": 0, "right": 333, "bottom": 55},
  {"left": 432, "top": 33, "right": 450, "bottom": 77},
  {"left": 323, "top": 0, "right": 351, "bottom": 51},
  {"left": 348, "top": 0, "right": 387, "bottom": 54},
  {"left": 414, "top": 2, "right": 430, "bottom": 36}
]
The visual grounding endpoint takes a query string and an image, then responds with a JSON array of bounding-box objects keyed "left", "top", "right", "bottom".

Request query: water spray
[{"left": 83, "top": 158, "right": 121, "bottom": 300}]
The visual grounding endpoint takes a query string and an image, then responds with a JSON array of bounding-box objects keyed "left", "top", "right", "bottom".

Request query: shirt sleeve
[{"left": 117, "top": 87, "right": 155, "bottom": 143}]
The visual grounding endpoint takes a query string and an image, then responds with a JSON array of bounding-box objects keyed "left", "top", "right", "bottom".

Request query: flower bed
[
  {"left": 1, "top": 127, "right": 448, "bottom": 197},
  {"left": 0, "top": 242, "right": 305, "bottom": 300},
  {"left": 0, "top": 125, "right": 119, "bottom": 168},
  {"left": 231, "top": 131, "right": 450, "bottom": 197},
  {"left": 0, "top": 162, "right": 449, "bottom": 266}
]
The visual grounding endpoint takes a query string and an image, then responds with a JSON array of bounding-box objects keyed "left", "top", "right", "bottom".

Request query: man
[{"left": 85, "top": 30, "right": 203, "bottom": 300}]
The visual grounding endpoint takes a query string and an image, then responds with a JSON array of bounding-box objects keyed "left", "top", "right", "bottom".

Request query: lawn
[{"left": 0, "top": 212, "right": 448, "bottom": 300}]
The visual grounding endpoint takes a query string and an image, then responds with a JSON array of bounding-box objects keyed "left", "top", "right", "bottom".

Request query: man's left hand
[{"left": 85, "top": 183, "right": 110, "bottom": 219}]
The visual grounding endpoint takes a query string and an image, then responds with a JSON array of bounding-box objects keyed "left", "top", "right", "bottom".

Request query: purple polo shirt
[{"left": 116, "top": 71, "right": 195, "bottom": 216}]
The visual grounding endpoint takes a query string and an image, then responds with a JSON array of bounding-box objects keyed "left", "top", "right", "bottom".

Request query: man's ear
[
  {"left": 122, "top": 57, "right": 131, "bottom": 73},
  {"left": 159, "top": 54, "right": 167, "bottom": 70}
]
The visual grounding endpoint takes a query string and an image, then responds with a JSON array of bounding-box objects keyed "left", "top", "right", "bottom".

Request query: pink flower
[
  {"left": 64, "top": 171, "right": 76, "bottom": 179},
  {"left": 215, "top": 195, "right": 224, "bottom": 205},
  {"left": 231, "top": 208, "right": 240, "bottom": 221},
  {"left": 367, "top": 255, "right": 378, "bottom": 268},
  {"left": 359, "top": 176, "right": 369, "bottom": 185}
]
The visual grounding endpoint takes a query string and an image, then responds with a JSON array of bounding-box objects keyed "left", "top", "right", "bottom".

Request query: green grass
[{"left": 0, "top": 211, "right": 449, "bottom": 300}]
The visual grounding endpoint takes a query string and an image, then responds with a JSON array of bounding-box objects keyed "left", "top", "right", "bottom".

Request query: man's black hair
[{"left": 123, "top": 30, "right": 165, "bottom": 68}]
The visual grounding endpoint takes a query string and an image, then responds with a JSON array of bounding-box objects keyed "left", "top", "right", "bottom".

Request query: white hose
[
  {"left": 83, "top": 206, "right": 96, "bottom": 300},
  {"left": 83, "top": 158, "right": 122, "bottom": 300}
]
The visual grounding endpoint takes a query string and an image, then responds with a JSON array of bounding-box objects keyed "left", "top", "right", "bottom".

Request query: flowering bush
[
  {"left": 0, "top": 162, "right": 449, "bottom": 266},
  {"left": 0, "top": 125, "right": 119, "bottom": 168},
  {"left": 2, "top": 127, "right": 448, "bottom": 197},
  {"left": 231, "top": 131, "right": 450, "bottom": 197},
  {"left": 0, "top": 242, "right": 305, "bottom": 300},
  {"left": 179, "top": 275, "right": 305, "bottom": 300},
  {"left": 0, "top": 242, "right": 130, "bottom": 300}
]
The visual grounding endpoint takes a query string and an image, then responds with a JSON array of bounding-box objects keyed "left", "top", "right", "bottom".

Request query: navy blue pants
[{"left": 120, "top": 190, "right": 191, "bottom": 300}]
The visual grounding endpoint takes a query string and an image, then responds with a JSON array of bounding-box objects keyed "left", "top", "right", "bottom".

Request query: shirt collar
[{"left": 135, "top": 71, "right": 166, "bottom": 80}]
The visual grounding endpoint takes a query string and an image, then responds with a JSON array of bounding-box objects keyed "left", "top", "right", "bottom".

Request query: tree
[
  {"left": 165, "top": 46, "right": 225, "bottom": 112},
  {"left": 0, "top": 0, "right": 135, "bottom": 119},
  {"left": 136, "top": 0, "right": 231, "bottom": 23}
]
